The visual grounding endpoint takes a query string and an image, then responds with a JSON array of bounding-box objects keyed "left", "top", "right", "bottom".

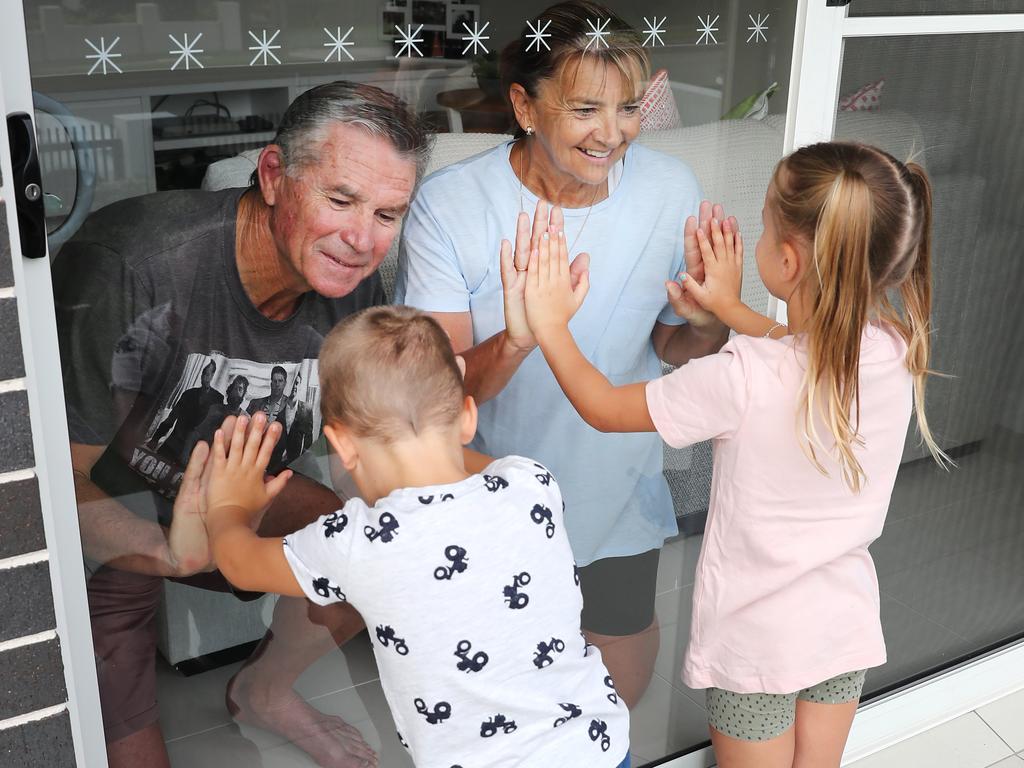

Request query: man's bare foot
[{"left": 226, "top": 672, "right": 378, "bottom": 768}]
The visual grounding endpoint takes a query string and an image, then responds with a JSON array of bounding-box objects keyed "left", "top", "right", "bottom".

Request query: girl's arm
[
  {"left": 523, "top": 230, "right": 656, "bottom": 434},
  {"left": 203, "top": 413, "right": 305, "bottom": 597},
  {"left": 672, "top": 218, "right": 788, "bottom": 339}
]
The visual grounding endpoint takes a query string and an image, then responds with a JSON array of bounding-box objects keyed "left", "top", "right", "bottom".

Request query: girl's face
[{"left": 526, "top": 56, "right": 642, "bottom": 187}]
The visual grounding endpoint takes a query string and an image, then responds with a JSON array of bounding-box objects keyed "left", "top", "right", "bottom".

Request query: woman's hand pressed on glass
[
  {"left": 678, "top": 216, "right": 744, "bottom": 319},
  {"left": 500, "top": 199, "right": 590, "bottom": 351}
]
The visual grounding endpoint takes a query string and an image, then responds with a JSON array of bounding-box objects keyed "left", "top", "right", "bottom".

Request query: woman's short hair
[{"left": 500, "top": 1, "right": 650, "bottom": 137}]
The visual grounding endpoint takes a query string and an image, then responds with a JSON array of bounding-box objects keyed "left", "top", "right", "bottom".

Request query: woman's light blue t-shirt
[{"left": 395, "top": 140, "right": 702, "bottom": 566}]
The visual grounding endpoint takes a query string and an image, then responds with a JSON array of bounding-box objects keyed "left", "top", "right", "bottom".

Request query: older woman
[{"left": 396, "top": 0, "right": 728, "bottom": 706}]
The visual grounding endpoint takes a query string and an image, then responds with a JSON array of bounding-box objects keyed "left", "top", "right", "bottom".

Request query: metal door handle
[{"left": 6, "top": 111, "right": 47, "bottom": 259}]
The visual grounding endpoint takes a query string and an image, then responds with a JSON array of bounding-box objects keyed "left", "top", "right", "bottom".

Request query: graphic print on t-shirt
[{"left": 131, "top": 352, "right": 321, "bottom": 497}]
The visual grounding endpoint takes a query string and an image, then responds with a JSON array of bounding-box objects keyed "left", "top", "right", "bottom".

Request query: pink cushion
[
  {"left": 640, "top": 69, "right": 682, "bottom": 132},
  {"left": 839, "top": 78, "right": 885, "bottom": 112}
]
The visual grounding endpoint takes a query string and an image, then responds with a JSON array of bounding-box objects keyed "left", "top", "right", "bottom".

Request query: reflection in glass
[
  {"left": 835, "top": 32, "right": 1024, "bottom": 699},
  {"left": 23, "top": 1, "right": 803, "bottom": 766}
]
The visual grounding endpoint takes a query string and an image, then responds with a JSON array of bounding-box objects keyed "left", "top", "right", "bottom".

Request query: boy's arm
[
  {"left": 204, "top": 413, "right": 304, "bottom": 597},
  {"left": 524, "top": 230, "right": 656, "bottom": 435},
  {"left": 205, "top": 507, "right": 305, "bottom": 596}
]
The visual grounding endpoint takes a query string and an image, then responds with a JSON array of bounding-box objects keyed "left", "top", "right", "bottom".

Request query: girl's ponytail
[
  {"left": 801, "top": 167, "right": 875, "bottom": 491},
  {"left": 773, "top": 142, "right": 950, "bottom": 493},
  {"left": 893, "top": 163, "right": 950, "bottom": 467}
]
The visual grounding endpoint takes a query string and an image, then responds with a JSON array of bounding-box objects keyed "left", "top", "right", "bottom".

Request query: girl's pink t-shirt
[{"left": 646, "top": 323, "right": 913, "bottom": 694}]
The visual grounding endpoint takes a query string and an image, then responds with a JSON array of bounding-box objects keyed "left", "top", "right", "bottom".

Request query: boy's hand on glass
[
  {"left": 524, "top": 228, "right": 590, "bottom": 339},
  {"left": 677, "top": 217, "right": 744, "bottom": 319},
  {"left": 205, "top": 413, "right": 292, "bottom": 526},
  {"left": 167, "top": 439, "right": 214, "bottom": 575}
]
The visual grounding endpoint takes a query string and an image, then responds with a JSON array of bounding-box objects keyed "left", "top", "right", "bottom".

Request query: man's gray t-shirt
[{"left": 52, "top": 188, "right": 383, "bottom": 522}]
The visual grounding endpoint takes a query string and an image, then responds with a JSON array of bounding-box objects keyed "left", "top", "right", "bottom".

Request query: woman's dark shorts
[{"left": 578, "top": 548, "right": 661, "bottom": 636}]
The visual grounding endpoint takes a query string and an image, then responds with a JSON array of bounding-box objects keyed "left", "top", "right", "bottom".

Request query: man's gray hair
[{"left": 251, "top": 81, "right": 432, "bottom": 188}]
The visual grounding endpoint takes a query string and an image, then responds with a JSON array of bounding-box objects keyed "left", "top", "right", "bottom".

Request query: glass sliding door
[
  {"left": 790, "top": 9, "right": 1024, "bottom": 759},
  {"left": 5, "top": 2, "right": 803, "bottom": 766},
  {"left": 834, "top": 26, "right": 1024, "bottom": 701}
]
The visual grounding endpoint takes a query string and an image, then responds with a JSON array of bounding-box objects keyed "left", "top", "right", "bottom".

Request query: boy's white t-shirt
[{"left": 283, "top": 456, "right": 629, "bottom": 768}]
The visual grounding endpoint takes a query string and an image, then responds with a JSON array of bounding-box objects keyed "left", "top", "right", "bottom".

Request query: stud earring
[{"left": 525, "top": 126, "right": 534, "bottom": 136}]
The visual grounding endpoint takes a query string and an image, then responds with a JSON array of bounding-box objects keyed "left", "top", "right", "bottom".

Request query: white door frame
[{"left": 0, "top": 3, "right": 108, "bottom": 767}]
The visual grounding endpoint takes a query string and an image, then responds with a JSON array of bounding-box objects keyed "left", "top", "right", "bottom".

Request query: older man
[{"left": 52, "top": 82, "right": 429, "bottom": 768}]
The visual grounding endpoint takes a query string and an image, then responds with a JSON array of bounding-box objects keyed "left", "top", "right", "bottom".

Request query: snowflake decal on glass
[
  {"left": 696, "top": 14, "right": 720, "bottom": 46},
  {"left": 525, "top": 19, "right": 552, "bottom": 53},
  {"left": 642, "top": 16, "right": 667, "bottom": 48},
  {"left": 584, "top": 18, "right": 610, "bottom": 51},
  {"left": 460, "top": 20, "right": 490, "bottom": 56},
  {"left": 747, "top": 13, "right": 770, "bottom": 44},
  {"left": 323, "top": 26, "right": 355, "bottom": 62},
  {"left": 394, "top": 24, "right": 424, "bottom": 58},
  {"left": 85, "top": 36, "right": 122, "bottom": 75},
  {"left": 168, "top": 33, "right": 204, "bottom": 71},
  {"left": 248, "top": 29, "right": 282, "bottom": 66}
]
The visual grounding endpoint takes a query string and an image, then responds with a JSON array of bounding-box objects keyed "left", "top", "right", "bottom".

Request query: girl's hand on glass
[
  {"left": 674, "top": 217, "right": 744, "bottom": 320},
  {"left": 205, "top": 413, "right": 292, "bottom": 526},
  {"left": 500, "top": 202, "right": 589, "bottom": 351},
  {"left": 524, "top": 228, "right": 590, "bottom": 340}
]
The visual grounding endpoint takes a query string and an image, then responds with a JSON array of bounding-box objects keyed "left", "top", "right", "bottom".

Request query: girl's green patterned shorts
[{"left": 705, "top": 669, "right": 866, "bottom": 742}]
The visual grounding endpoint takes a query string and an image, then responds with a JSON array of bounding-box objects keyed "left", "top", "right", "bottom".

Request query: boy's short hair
[{"left": 319, "top": 306, "right": 465, "bottom": 442}]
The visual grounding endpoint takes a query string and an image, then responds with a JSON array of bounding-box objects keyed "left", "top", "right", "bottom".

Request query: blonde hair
[
  {"left": 770, "top": 141, "right": 949, "bottom": 491},
  {"left": 319, "top": 306, "right": 464, "bottom": 442}
]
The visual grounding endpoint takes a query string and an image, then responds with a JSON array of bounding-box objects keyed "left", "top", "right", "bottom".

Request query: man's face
[
  {"left": 270, "top": 371, "right": 286, "bottom": 398},
  {"left": 265, "top": 122, "right": 417, "bottom": 299}
]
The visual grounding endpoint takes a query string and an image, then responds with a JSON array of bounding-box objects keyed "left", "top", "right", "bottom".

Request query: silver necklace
[{"left": 517, "top": 138, "right": 603, "bottom": 256}]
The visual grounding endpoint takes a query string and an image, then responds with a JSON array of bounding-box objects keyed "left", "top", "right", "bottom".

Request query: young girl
[{"left": 521, "top": 141, "right": 947, "bottom": 767}]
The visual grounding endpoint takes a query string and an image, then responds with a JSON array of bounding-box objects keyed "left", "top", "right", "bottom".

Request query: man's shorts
[
  {"left": 578, "top": 549, "right": 661, "bottom": 636},
  {"left": 705, "top": 669, "right": 867, "bottom": 742},
  {"left": 87, "top": 567, "right": 244, "bottom": 742}
]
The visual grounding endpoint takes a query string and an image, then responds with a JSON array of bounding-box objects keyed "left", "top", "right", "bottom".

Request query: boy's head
[{"left": 319, "top": 306, "right": 467, "bottom": 443}]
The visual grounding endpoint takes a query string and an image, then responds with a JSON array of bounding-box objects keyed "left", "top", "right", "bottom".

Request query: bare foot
[{"left": 226, "top": 673, "right": 378, "bottom": 768}]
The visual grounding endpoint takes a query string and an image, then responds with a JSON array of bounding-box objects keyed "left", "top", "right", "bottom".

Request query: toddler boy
[{"left": 204, "top": 306, "right": 630, "bottom": 768}]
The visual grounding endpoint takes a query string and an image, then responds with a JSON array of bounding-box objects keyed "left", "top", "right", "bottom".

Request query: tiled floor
[
  {"left": 157, "top": 428, "right": 1024, "bottom": 766},
  {"left": 847, "top": 688, "right": 1024, "bottom": 768}
]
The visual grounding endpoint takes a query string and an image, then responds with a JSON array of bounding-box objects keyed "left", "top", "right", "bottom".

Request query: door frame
[{"left": 0, "top": 3, "right": 108, "bottom": 767}]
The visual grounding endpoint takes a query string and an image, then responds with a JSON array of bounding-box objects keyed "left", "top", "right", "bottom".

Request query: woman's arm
[
  {"left": 651, "top": 320, "right": 729, "bottom": 368},
  {"left": 524, "top": 230, "right": 656, "bottom": 434}
]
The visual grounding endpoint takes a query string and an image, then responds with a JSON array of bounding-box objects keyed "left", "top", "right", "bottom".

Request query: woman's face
[{"left": 527, "top": 56, "right": 642, "bottom": 187}]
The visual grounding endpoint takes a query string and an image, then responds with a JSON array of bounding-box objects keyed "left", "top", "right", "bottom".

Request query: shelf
[{"left": 153, "top": 130, "right": 276, "bottom": 152}]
